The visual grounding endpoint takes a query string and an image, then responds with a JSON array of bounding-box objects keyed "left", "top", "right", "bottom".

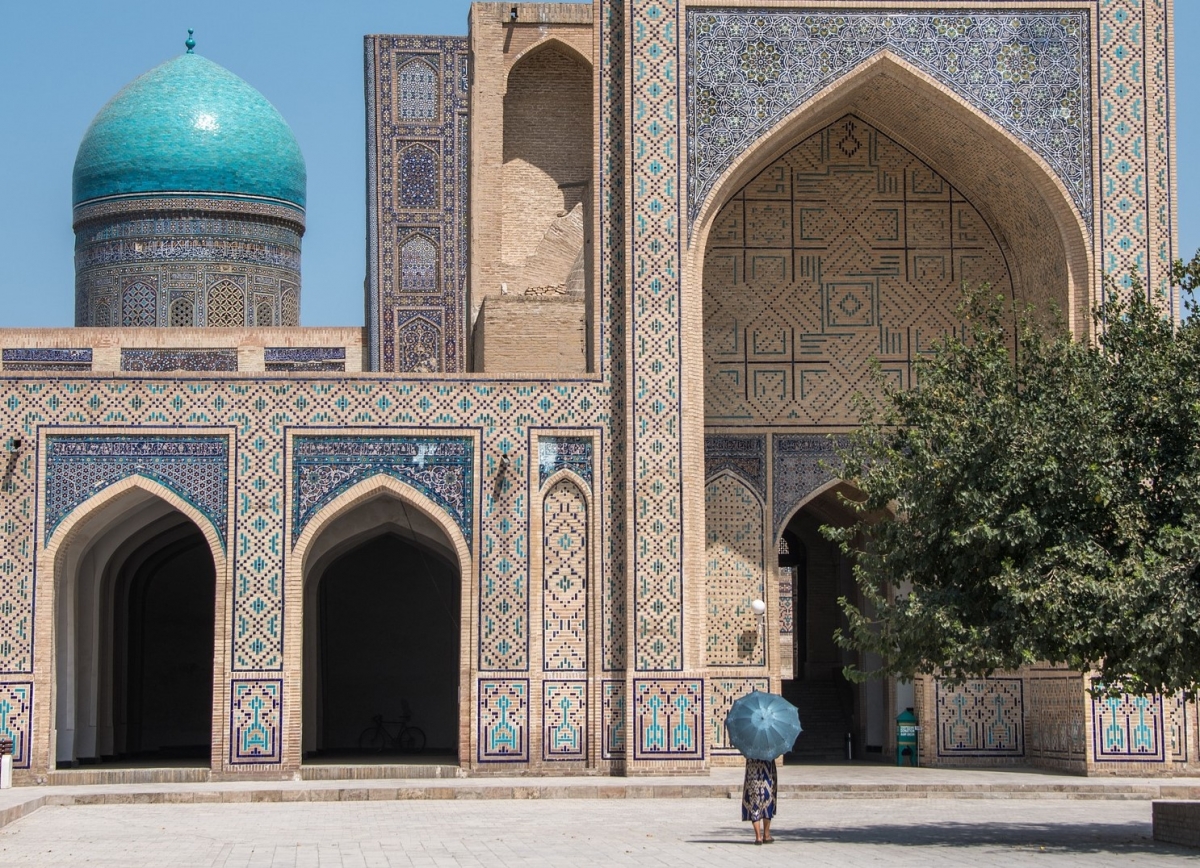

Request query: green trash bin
[{"left": 896, "top": 708, "right": 919, "bottom": 766}]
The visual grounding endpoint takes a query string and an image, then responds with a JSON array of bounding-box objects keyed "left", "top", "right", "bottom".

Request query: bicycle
[{"left": 357, "top": 704, "right": 426, "bottom": 753}]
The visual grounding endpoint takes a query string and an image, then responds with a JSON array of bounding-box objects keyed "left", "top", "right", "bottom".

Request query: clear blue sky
[{"left": 0, "top": 2, "right": 1196, "bottom": 327}]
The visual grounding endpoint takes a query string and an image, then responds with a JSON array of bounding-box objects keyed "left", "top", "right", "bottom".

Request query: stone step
[
  {"left": 46, "top": 767, "right": 211, "bottom": 786},
  {"left": 300, "top": 764, "right": 464, "bottom": 781}
]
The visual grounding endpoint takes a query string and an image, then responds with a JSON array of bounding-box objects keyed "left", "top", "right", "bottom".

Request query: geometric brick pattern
[
  {"left": 0, "top": 682, "right": 32, "bottom": 769},
  {"left": 705, "top": 116, "right": 1012, "bottom": 429},
  {"left": 543, "top": 680, "right": 587, "bottom": 761},
  {"left": 629, "top": 0, "right": 685, "bottom": 673},
  {"left": 935, "top": 678, "right": 1024, "bottom": 758},
  {"left": 366, "top": 37, "right": 469, "bottom": 372},
  {"left": 229, "top": 679, "right": 283, "bottom": 765},
  {"left": 704, "top": 474, "right": 765, "bottom": 667},
  {"left": 633, "top": 678, "right": 704, "bottom": 761},
  {"left": 542, "top": 479, "right": 588, "bottom": 671},
  {"left": 478, "top": 678, "right": 528, "bottom": 763},
  {"left": 708, "top": 677, "right": 770, "bottom": 755},
  {"left": 44, "top": 434, "right": 230, "bottom": 548},
  {"left": 1026, "top": 673, "right": 1087, "bottom": 763},
  {"left": 687, "top": 9, "right": 1092, "bottom": 225}
]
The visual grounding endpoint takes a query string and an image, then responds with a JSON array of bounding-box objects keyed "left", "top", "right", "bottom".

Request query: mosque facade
[{"left": 1, "top": 1, "right": 1196, "bottom": 782}]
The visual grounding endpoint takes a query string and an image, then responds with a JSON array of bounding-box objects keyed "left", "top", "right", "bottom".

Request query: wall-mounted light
[
  {"left": 751, "top": 598, "right": 767, "bottom": 644},
  {"left": 509, "top": 5, "right": 518, "bottom": 22},
  {"left": 5, "top": 437, "right": 21, "bottom": 454},
  {"left": 498, "top": 451, "right": 511, "bottom": 476}
]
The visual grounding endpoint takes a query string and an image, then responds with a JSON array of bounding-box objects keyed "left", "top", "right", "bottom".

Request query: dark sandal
[{"left": 763, "top": 836, "right": 775, "bottom": 844}]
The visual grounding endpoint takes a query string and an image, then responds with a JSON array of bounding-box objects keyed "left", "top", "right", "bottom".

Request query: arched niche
[
  {"left": 690, "top": 52, "right": 1092, "bottom": 338},
  {"left": 39, "top": 480, "right": 225, "bottom": 771},
  {"left": 291, "top": 476, "right": 472, "bottom": 764}
]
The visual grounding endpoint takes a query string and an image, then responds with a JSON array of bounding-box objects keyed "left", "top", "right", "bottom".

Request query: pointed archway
[{"left": 293, "top": 476, "right": 472, "bottom": 765}]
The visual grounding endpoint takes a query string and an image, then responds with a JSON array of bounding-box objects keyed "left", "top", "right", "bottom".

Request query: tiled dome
[{"left": 73, "top": 49, "right": 306, "bottom": 208}]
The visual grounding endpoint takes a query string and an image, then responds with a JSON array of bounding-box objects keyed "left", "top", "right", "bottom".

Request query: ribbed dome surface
[{"left": 73, "top": 52, "right": 306, "bottom": 207}]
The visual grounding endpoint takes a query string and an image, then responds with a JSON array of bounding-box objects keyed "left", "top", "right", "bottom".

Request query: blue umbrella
[{"left": 725, "top": 690, "right": 802, "bottom": 760}]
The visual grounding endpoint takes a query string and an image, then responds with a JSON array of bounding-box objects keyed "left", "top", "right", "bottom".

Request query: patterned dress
[{"left": 741, "top": 758, "right": 777, "bottom": 821}]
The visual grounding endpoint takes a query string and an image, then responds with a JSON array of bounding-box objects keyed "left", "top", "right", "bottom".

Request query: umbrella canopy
[{"left": 725, "top": 690, "right": 802, "bottom": 760}]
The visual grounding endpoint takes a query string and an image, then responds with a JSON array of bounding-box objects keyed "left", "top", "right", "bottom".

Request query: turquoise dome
[{"left": 73, "top": 52, "right": 306, "bottom": 208}]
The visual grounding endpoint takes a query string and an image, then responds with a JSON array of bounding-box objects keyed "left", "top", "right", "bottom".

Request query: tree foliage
[{"left": 828, "top": 281, "right": 1200, "bottom": 695}]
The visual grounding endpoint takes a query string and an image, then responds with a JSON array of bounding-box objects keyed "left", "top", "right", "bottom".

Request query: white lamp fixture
[{"left": 750, "top": 598, "right": 766, "bottom": 617}]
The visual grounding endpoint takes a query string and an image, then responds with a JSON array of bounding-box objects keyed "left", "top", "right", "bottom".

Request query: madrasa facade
[{"left": 1, "top": 1, "right": 1195, "bottom": 783}]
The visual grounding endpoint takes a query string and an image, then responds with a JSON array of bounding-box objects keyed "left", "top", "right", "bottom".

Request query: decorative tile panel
[
  {"left": 537, "top": 437, "right": 594, "bottom": 490},
  {"left": 708, "top": 678, "right": 770, "bottom": 755},
  {"left": 686, "top": 9, "right": 1091, "bottom": 225},
  {"left": 367, "top": 37, "right": 469, "bottom": 372},
  {"left": 44, "top": 435, "right": 230, "bottom": 548},
  {"left": 630, "top": 0, "right": 684, "bottom": 673},
  {"left": 772, "top": 434, "right": 844, "bottom": 538},
  {"left": 291, "top": 435, "right": 473, "bottom": 549},
  {"left": 2, "top": 349, "right": 92, "bottom": 372},
  {"left": 0, "top": 682, "right": 31, "bottom": 769},
  {"left": 542, "top": 479, "right": 588, "bottom": 671},
  {"left": 264, "top": 348, "right": 346, "bottom": 364},
  {"left": 229, "top": 679, "right": 282, "bottom": 764},
  {"left": 121, "top": 349, "right": 238, "bottom": 372},
  {"left": 633, "top": 678, "right": 704, "bottom": 761},
  {"left": 704, "top": 474, "right": 765, "bottom": 667},
  {"left": 1091, "top": 688, "right": 1187, "bottom": 764},
  {"left": 478, "top": 678, "right": 529, "bottom": 763},
  {"left": 543, "top": 680, "right": 587, "bottom": 761},
  {"left": 704, "top": 434, "right": 765, "bottom": 499},
  {"left": 935, "top": 678, "right": 1024, "bottom": 757},
  {"left": 602, "top": 679, "right": 626, "bottom": 760}
]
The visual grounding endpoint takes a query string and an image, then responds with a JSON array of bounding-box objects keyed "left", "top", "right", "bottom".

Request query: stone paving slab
[{"left": 0, "top": 797, "right": 1196, "bottom": 866}]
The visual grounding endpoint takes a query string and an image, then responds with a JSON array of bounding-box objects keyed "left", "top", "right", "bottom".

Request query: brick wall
[
  {"left": 1153, "top": 802, "right": 1200, "bottom": 848},
  {"left": 472, "top": 295, "right": 586, "bottom": 373}
]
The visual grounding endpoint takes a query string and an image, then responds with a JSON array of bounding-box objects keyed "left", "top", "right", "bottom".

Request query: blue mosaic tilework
[
  {"left": 44, "top": 435, "right": 230, "bottom": 549},
  {"left": 1090, "top": 686, "right": 1187, "bottom": 764},
  {"left": 704, "top": 435, "right": 765, "bottom": 500},
  {"left": 543, "top": 680, "right": 587, "bottom": 761},
  {"left": 478, "top": 678, "right": 529, "bottom": 762},
  {"left": 263, "top": 348, "right": 346, "bottom": 364},
  {"left": 121, "top": 349, "right": 238, "bottom": 372},
  {"left": 3, "top": 348, "right": 92, "bottom": 372},
  {"left": 229, "top": 678, "right": 282, "bottom": 764},
  {"left": 0, "top": 682, "right": 31, "bottom": 769},
  {"left": 935, "top": 678, "right": 1024, "bottom": 758},
  {"left": 686, "top": 9, "right": 1091, "bottom": 226},
  {"left": 772, "top": 435, "right": 844, "bottom": 538},
  {"left": 291, "top": 435, "right": 473, "bottom": 549},
  {"left": 708, "top": 678, "right": 770, "bottom": 755},
  {"left": 602, "top": 679, "right": 626, "bottom": 760},
  {"left": 600, "top": 1, "right": 627, "bottom": 676},
  {"left": 537, "top": 437, "right": 594, "bottom": 490},
  {"left": 3, "top": 349, "right": 92, "bottom": 364},
  {"left": 633, "top": 678, "right": 704, "bottom": 761},
  {"left": 630, "top": 0, "right": 685, "bottom": 673},
  {"left": 366, "top": 37, "right": 469, "bottom": 372}
]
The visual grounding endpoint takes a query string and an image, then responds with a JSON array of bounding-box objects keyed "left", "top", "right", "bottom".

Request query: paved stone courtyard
[{"left": 0, "top": 797, "right": 1194, "bottom": 866}]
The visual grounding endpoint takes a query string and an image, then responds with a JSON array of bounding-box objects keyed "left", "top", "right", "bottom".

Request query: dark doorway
[
  {"left": 118, "top": 528, "right": 215, "bottom": 759},
  {"left": 313, "top": 532, "right": 460, "bottom": 757}
]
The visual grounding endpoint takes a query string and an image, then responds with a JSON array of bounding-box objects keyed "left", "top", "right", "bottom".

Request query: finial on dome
[{"left": 185, "top": 29, "right": 196, "bottom": 54}]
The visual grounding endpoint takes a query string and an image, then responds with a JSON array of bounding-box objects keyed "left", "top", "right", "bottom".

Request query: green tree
[{"left": 828, "top": 281, "right": 1200, "bottom": 695}]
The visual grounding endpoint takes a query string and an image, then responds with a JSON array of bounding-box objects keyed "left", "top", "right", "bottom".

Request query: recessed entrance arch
[
  {"left": 295, "top": 476, "right": 471, "bottom": 764},
  {"left": 45, "top": 480, "right": 223, "bottom": 769},
  {"left": 690, "top": 52, "right": 1092, "bottom": 337}
]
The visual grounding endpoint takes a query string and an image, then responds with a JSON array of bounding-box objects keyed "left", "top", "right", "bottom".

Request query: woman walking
[{"left": 741, "top": 756, "right": 777, "bottom": 844}]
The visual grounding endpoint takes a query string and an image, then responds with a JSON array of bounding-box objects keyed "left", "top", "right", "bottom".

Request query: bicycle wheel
[
  {"left": 397, "top": 726, "right": 426, "bottom": 753},
  {"left": 358, "top": 725, "right": 387, "bottom": 753}
]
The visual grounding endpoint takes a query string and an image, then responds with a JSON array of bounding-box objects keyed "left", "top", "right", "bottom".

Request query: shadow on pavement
[{"left": 688, "top": 820, "right": 1194, "bottom": 856}]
